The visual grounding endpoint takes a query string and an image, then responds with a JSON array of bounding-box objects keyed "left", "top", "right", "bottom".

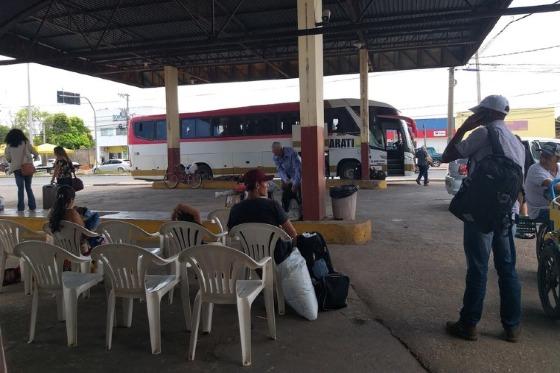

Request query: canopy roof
[{"left": 2, "top": 0, "right": 556, "bottom": 88}]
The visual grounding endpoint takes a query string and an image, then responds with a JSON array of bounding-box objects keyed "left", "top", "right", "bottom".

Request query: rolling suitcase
[{"left": 42, "top": 184, "right": 57, "bottom": 210}]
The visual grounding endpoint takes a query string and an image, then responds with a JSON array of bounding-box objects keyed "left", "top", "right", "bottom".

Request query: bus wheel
[
  {"left": 196, "top": 164, "right": 213, "bottom": 180},
  {"left": 339, "top": 161, "right": 361, "bottom": 180}
]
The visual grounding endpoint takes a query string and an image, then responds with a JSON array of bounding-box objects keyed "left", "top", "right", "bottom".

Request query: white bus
[{"left": 128, "top": 98, "right": 416, "bottom": 180}]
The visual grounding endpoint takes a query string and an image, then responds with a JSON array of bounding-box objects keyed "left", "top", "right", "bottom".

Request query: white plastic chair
[
  {"left": 159, "top": 221, "right": 226, "bottom": 311},
  {"left": 0, "top": 220, "right": 45, "bottom": 295},
  {"left": 206, "top": 208, "right": 231, "bottom": 237},
  {"left": 228, "top": 223, "right": 292, "bottom": 315},
  {"left": 179, "top": 244, "right": 276, "bottom": 367},
  {"left": 96, "top": 220, "right": 161, "bottom": 255},
  {"left": 91, "top": 243, "right": 181, "bottom": 354},
  {"left": 44, "top": 221, "right": 100, "bottom": 274},
  {"left": 15, "top": 241, "right": 102, "bottom": 346}
]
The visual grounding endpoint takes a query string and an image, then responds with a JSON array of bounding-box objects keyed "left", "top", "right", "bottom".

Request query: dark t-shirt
[{"left": 227, "top": 198, "right": 288, "bottom": 229}]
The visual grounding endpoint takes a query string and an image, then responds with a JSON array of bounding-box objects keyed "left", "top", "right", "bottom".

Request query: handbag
[
  {"left": 20, "top": 142, "right": 36, "bottom": 176},
  {"left": 71, "top": 172, "right": 84, "bottom": 191}
]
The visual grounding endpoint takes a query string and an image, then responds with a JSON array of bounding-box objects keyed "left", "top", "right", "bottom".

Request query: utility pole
[
  {"left": 26, "top": 63, "right": 33, "bottom": 138},
  {"left": 118, "top": 93, "right": 130, "bottom": 119},
  {"left": 475, "top": 52, "right": 482, "bottom": 104},
  {"left": 447, "top": 67, "right": 455, "bottom": 143}
]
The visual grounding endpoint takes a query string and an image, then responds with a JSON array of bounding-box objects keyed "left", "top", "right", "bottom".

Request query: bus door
[{"left": 384, "top": 129, "right": 405, "bottom": 176}]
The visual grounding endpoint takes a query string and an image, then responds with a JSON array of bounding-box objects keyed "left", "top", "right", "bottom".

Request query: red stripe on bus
[{"left": 128, "top": 134, "right": 292, "bottom": 145}]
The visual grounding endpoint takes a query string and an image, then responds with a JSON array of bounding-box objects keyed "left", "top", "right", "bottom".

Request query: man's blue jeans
[
  {"left": 460, "top": 222, "right": 521, "bottom": 328},
  {"left": 14, "top": 170, "right": 36, "bottom": 211}
]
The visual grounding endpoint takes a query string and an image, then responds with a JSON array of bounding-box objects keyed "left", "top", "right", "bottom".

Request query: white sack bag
[{"left": 277, "top": 248, "right": 318, "bottom": 321}]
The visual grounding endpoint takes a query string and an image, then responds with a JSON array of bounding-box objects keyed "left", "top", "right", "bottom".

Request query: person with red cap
[{"left": 227, "top": 168, "right": 297, "bottom": 239}]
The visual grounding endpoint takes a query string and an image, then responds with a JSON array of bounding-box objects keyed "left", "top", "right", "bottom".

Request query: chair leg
[
  {"left": 55, "top": 292, "right": 65, "bottom": 321},
  {"left": 264, "top": 282, "right": 277, "bottom": 340},
  {"left": 236, "top": 297, "right": 252, "bottom": 367},
  {"left": 168, "top": 287, "right": 175, "bottom": 305},
  {"left": 21, "top": 259, "right": 32, "bottom": 296},
  {"left": 121, "top": 298, "right": 134, "bottom": 328},
  {"left": 180, "top": 275, "right": 192, "bottom": 331},
  {"left": 274, "top": 270, "right": 285, "bottom": 316},
  {"left": 145, "top": 293, "right": 162, "bottom": 354},
  {"left": 201, "top": 303, "right": 213, "bottom": 334},
  {"left": 188, "top": 292, "right": 202, "bottom": 361},
  {"left": 28, "top": 286, "right": 39, "bottom": 343},
  {"left": 106, "top": 291, "right": 116, "bottom": 350},
  {"left": 63, "top": 287, "right": 79, "bottom": 347}
]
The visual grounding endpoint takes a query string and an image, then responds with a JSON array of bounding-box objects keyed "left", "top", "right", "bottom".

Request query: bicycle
[
  {"left": 163, "top": 163, "right": 202, "bottom": 189},
  {"left": 537, "top": 178, "right": 560, "bottom": 318}
]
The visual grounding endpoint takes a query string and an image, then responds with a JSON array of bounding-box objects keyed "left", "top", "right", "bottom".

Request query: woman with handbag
[
  {"left": 4, "top": 129, "right": 38, "bottom": 211},
  {"left": 50, "top": 146, "right": 75, "bottom": 187}
]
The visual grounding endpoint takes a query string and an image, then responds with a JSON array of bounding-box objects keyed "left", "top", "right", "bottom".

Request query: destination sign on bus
[{"left": 329, "top": 138, "right": 356, "bottom": 148}]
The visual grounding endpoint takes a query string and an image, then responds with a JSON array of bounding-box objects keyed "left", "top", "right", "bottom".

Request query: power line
[{"left": 478, "top": 44, "right": 560, "bottom": 58}]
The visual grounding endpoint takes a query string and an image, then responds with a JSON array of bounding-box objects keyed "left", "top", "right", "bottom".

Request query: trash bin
[{"left": 329, "top": 185, "right": 358, "bottom": 220}]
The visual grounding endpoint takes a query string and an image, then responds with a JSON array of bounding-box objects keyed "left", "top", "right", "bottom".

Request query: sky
[{"left": 0, "top": 0, "right": 559, "bottom": 134}]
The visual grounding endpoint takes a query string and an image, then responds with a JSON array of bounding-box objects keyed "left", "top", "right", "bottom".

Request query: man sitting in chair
[{"left": 227, "top": 169, "right": 297, "bottom": 239}]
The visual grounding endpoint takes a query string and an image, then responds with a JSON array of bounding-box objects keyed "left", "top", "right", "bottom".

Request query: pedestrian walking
[
  {"left": 415, "top": 146, "right": 431, "bottom": 186},
  {"left": 272, "top": 142, "right": 302, "bottom": 213},
  {"left": 50, "top": 146, "right": 75, "bottom": 187},
  {"left": 4, "top": 129, "right": 38, "bottom": 211},
  {"left": 442, "top": 95, "right": 524, "bottom": 342}
]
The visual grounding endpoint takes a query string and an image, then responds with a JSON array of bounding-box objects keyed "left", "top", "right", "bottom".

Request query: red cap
[{"left": 243, "top": 169, "right": 273, "bottom": 189}]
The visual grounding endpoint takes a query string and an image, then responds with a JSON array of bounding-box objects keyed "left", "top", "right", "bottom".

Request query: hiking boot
[
  {"left": 446, "top": 321, "right": 478, "bottom": 341},
  {"left": 503, "top": 326, "right": 521, "bottom": 343}
]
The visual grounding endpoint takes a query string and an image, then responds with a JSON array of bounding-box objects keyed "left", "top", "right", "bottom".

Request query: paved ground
[{"left": 1, "top": 180, "right": 559, "bottom": 372}]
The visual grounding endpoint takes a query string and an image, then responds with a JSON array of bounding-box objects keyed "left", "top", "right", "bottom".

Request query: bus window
[
  {"left": 181, "top": 119, "right": 196, "bottom": 138},
  {"left": 278, "top": 112, "right": 298, "bottom": 134},
  {"left": 385, "top": 129, "right": 402, "bottom": 151},
  {"left": 369, "top": 123, "right": 385, "bottom": 149},
  {"left": 326, "top": 108, "right": 359, "bottom": 134},
  {"left": 134, "top": 121, "right": 156, "bottom": 140},
  {"left": 155, "top": 120, "right": 167, "bottom": 140},
  {"left": 196, "top": 118, "right": 212, "bottom": 137}
]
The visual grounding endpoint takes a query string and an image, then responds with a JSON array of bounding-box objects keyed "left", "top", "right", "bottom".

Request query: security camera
[{"left": 322, "top": 9, "right": 331, "bottom": 24}]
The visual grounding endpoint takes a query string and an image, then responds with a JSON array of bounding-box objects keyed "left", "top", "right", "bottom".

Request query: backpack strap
[{"left": 487, "top": 125, "right": 505, "bottom": 156}]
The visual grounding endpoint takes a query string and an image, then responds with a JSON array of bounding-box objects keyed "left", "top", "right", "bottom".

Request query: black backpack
[
  {"left": 449, "top": 126, "right": 523, "bottom": 233},
  {"left": 296, "top": 232, "right": 349, "bottom": 311}
]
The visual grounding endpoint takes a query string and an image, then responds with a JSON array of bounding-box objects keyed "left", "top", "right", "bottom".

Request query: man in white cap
[
  {"left": 442, "top": 95, "right": 525, "bottom": 343},
  {"left": 524, "top": 142, "right": 560, "bottom": 223}
]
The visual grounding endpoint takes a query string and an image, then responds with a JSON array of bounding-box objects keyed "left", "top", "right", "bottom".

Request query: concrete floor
[{"left": 1, "top": 180, "right": 559, "bottom": 372}]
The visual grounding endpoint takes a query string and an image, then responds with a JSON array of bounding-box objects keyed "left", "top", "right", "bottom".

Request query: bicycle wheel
[
  {"left": 536, "top": 223, "right": 551, "bottom": 261},
  {"left": 190, "top": 172, "right": 202, "bottom": 189},
  {"left": 538, "top": 240, "right": 560, "bottom": 319},
  {"left": 164, "top": 173, "right": 179, "bottom": 189}
]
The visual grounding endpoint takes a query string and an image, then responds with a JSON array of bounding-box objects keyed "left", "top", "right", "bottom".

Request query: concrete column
[
  {"left": 359, "top": 48, "right": 370, "bottom": 180},
  {"left": 447, "top": 67, "right": 455, "bottom": 143},
  {"left": 298, "top": 0, "right": 325, "bottom": 220},
  {"left": 164, "top": 66, "right": 180, "bottom": 172}
]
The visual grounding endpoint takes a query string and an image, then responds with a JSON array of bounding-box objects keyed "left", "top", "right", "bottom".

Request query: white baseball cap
[{"left": 469, "top": 95, "right": 510, "bottom": 115}]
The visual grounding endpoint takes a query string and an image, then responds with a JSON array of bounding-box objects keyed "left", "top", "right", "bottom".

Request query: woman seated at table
[
  {"left": 171, "top": 203, "right": 201, "bottom": 224},
  {"left": 48, "top": 185, "right": 102, "bottom": 254},
  {"left": 227, "top": 168, "right": 297, "bottom": 239}
]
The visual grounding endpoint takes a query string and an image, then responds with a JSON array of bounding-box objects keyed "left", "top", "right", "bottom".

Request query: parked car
[
  {"left": 426, "top": 147, "right": 442, "bottom": 167},
  {"left": 92, "top": 159, "right": 131, "bottom": 173},
  {"left": 445, "top": 159, "right": 468, "bottom": 195},
  {"left": 36, "top": 158, "right": 81, "bottom": 174}
]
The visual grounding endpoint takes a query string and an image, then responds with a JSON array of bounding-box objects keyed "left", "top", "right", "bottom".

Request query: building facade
[{"left": 414, "top": 107, "right": 557, "bottom": 153}]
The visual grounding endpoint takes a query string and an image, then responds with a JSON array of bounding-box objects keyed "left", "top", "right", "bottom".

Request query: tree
[
  {"left": 42, "top": 113, "right": 93, "bottom": 149},
  {"left": 10, "top": 107, "right": 49, "bottom": 138},
  {"left": 0, "top": 125, "right": 10, "bottom": 142}
]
